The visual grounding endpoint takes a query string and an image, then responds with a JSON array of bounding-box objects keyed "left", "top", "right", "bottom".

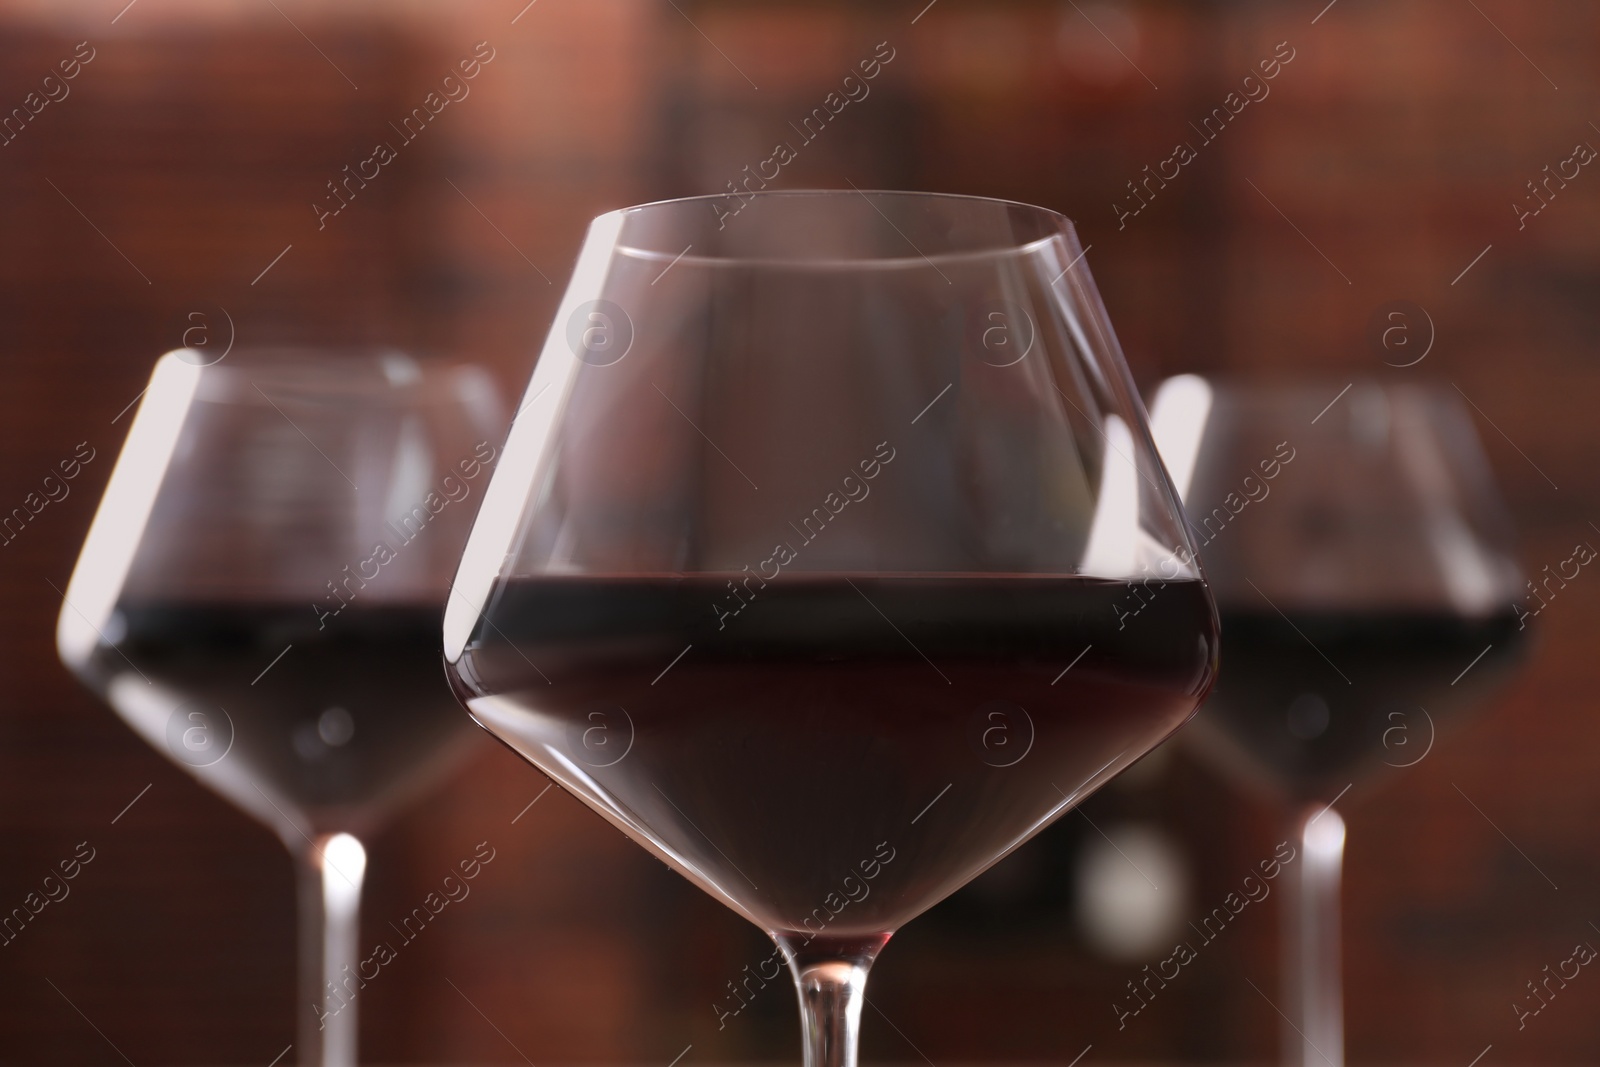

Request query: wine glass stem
[
  {"left": 781, "top": 940, "right": 879, "bottom": 1067},
  {"left": 1285, "top": 802, "right": 1345, "bottom": 1067},
  {"left": 294, "top": 832, "right": 368, "bottom": 1067}
]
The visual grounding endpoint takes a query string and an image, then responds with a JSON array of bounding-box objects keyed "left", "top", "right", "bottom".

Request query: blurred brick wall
[{"left": 3, "top": 0, "right": 1599, "bottom": 1063}]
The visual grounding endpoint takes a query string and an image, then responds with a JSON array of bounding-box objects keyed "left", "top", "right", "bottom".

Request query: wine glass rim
[
  {"left": 602, "top": 188, "right": 1079, "bottom": 267},
  {"left": 161, "top": 347, "right": 495, "bottom": 405},
  {"left": 1176, "top": 375, "right": 1482, "bottom": 412},
  {"left": 1183, "top": 374, "right": 1457, "bottom": 394}
]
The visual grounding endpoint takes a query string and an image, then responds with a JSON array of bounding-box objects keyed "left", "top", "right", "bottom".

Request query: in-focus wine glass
[
  {"left": 1150, "top": 376, "right": 1528, "bottom": 1067},
  {"left": 444, "top": 190, "right": 1219, "bottom": 1067},
  {"left": 57, "top": 349, "right": 505, "bottom": 1067}
]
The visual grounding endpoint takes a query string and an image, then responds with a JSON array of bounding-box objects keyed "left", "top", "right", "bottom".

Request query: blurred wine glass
[
  {"left": 444, "top": 190, "right": 1219, "bottom": 1067},
  {"left": 56, "top": 349, "right": 505, "bottom": 1067},
  {"left": 1151, "top": 376, "right": 1529, "bottom": 1067}
]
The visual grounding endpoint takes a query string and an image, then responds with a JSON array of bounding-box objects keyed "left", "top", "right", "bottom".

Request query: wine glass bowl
[
  {"left": 1152, "top": 378, "right": 1529, "bottom": 801},
  {"left": 57, "top": 348, "right": 506, "bottom": 1067},
  {"left": 446, "top": 191, "right": 1218, "bottom": 1067}
]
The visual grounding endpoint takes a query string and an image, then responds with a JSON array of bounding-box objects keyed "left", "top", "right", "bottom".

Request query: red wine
[
  {"left": 447, "top": 574, "right": 1217, "bottom": 939},
  {"left": 1191, "top": 606, "right": 1526, "bottom": 799},
  {"left": 75, "top": 602, "right": 477, "bottom": 836}
]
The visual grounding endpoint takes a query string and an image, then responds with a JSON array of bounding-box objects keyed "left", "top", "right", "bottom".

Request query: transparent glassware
[
  {"left": 56, "top": 349, "right": 505, "bottom": 1067},
  {"left": 1150, "top": 376, "right": 1529, "bottom": 1067},
  {"left": 444, "top": 190, "right": 1219, "bottom": 1067}
]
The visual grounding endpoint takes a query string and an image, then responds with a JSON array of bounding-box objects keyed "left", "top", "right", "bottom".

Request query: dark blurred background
[{"left": 2, "top": 0, "right": 1597, "bottom": 1063}]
